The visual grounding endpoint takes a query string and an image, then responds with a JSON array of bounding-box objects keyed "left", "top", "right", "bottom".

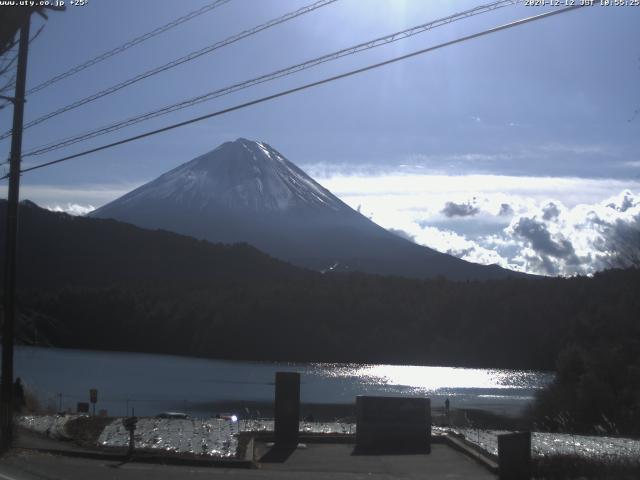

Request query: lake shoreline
[{"left": 15, "top": 345, "right": 551, "bottom": 419}]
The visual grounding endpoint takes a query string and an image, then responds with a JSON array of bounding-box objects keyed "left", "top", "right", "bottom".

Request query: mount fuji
[{"left": 91, "top": 138, "right": 519, "bottom": 280}]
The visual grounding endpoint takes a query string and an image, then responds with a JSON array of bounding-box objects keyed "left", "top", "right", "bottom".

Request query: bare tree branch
[{"left": 606, "top": 221, "right": 640, "bottom": 268}]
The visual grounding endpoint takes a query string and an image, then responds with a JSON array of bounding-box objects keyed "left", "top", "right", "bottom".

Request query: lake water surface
[{"left": 15, "top": 346, "right": 552, "bottom": 418}]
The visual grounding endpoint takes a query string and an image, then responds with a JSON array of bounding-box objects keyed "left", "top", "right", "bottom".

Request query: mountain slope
[
  {"left": 0, "top": 200, "right": 302, "bottom": 290},
  {"left": 91, "top": 138, "right": 522, "bottom": 280}
]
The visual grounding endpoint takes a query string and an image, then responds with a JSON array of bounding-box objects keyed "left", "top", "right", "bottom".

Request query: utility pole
[{"left": 1, "top": 15, "right": 31, "bottom": 451}]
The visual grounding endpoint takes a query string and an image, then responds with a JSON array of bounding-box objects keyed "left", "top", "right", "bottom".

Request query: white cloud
[
  {"left": 0, "top": 182, "right": 142, "bottom": 208},
  {"left": 410, "top": 226, "right": 513, "bottom": 270},
  {"left": 501, "top": 192, "right": 640, "bottom": 275},
  {"left": 318, "top": 173, "right": 640, "bottom": 229},
  {"left": 46, "top": 203, "right": 95, "bottom": 216},
  {"left": 441, "top": 200, "right": 479, "bottom": 218},
  {"left": 318, "top": 173, "right": 637, "bottom": 202},
  {"left": 537, "top": 143, "right": 606, "bottom": 155},
  {"left": 418, "top": 192, "right": 640, "bottom": 276}
]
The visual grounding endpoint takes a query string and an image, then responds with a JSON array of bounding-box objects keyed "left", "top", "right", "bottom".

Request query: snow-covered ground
[
  {"left": 17, "top": 414, "right": 76, "bottom": 440},
  {"left": 241, "top": 419, "right": 355, "bottom": 435},
  {"left": 98, "top": 417, "right": 240, "bottom": 457},
  {"left": 99, "top": 418, "right": 357, "bottom": 457},
  {"left": 17, "top": 415, "right": 357, "bottom": 458},
  {"left": 451, "top": 428, "right": 640, "bottom": 460},
  {"left": 18, "top": 415, "right": 640, "bottom": 461}
]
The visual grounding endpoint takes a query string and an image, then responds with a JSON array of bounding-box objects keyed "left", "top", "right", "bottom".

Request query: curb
[
  {"left": 251, "top": 432, "right": 356, "bottom": 444},
  {"left": 13, "top": 446, "right": 256, "bottom": 469},
  {"left": 442, "top": 433, "right": 499, "bottom": 473}
]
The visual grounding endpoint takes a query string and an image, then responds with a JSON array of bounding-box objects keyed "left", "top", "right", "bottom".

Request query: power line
[
  {"left": 0, "top": 0, "right": 338, "bottom": 141},
  {"left": 5, "top": 5, "right": 584, "bottom": 180},
  {"left": 25, "top": 0, "right": 232, "bottom": 96},
  {"left": 0, "top": 25, "right": 44, "bottom": 103},
  {"left": 0, "top": 24, "right": 45, "bottom": 103},
  {"left": 0, "top": 52, "right": 19, "bottom": 76},
  {"left": 23, "top": 0, "right": 520, "bottom": 157}
]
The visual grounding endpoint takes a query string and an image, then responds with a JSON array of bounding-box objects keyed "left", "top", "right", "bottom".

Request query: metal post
[
  {"left": 124, "top": 415, "right": 138, "bottom": 457},
  {"left": 1, "top": 15, "right": 31, "bottom": 451},
  {"left": 128, "top": 428, "right": 135, "bottom": 455}
]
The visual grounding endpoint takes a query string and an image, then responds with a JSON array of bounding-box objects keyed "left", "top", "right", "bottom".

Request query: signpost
[
  {"left": 123, "top": 416, "right": 138, "bottom": 456},
  {"left": 89, "top": 389, "right": 97, "bottom": 416}
]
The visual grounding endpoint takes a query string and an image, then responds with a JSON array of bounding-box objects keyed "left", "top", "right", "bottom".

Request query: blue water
[{"left": 15, "top": 346, "right": 552, "bottom": 418}]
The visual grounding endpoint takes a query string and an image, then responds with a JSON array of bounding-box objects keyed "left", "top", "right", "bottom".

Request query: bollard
[
  {"left": 274, "top": 372, "right": 300, "bottom": 447},
  {"left": 498, "top": 431, "right": 531, "bottom": 480}
]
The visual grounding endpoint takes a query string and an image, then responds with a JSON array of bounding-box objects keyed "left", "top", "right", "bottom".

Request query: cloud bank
[
  {"left": 47, "top": 203, "right": 96, "bottom": 216},
  {"left": 441, "top": 201, "right": 479, "bottom": 218},
  {"left": 317, "top": 172, "right": 640, "bottom": 276}
]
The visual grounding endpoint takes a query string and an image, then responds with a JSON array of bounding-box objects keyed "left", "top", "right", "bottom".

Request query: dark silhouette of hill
[
  {"left": 1, "top": 199, "right": 303, "bottom": 290},
  {"left": 2, "top": 200, "right": 639, "bottom": 375}
]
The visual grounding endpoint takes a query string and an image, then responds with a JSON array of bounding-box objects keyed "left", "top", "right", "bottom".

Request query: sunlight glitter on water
[{"left": 322, "top": 364, "right": 548, "bottom": 392}]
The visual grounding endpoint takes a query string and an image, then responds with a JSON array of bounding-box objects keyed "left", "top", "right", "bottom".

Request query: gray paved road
[{"left": 0, "top": 445, "right": 496, "bottom": 480}]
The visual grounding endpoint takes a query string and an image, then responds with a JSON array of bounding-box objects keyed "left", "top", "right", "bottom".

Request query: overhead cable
[
  {"left": 5, "top": 5, "right": 585, "bottom": 180},
  {"left": 0, "top": 0, "right": 338, "bottom": 140},
  {"left": 23, "top": 0, "right": 519, "bottom": 157},
  {"left": 25, "top": 0, "right": 232, "bottom": 96}
]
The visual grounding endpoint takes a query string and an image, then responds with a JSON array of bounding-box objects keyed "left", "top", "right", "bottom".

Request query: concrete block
[
  {"left": 356, "top": 396, "right": 431, "bottom": 453},
  {"left": 274, "top": 371, "right": 300, "bottom": 446},
  {"left": 498, "top": 431, "right": 531, "bottom": 480}
]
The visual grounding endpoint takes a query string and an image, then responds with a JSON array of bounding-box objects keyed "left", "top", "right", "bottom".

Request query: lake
[{"left": 14, "top": 346, "right": 552, "bottom": 418}]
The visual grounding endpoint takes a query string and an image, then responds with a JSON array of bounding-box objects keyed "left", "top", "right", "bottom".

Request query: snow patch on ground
[
  {"left": 99, "top": 417, "right": 239, "bottom": 457},
  {"left": 241, "top": 419, "right": 355, "bottom": 435},
  {"left": 17, "top": 415, "right": 77, "bottom": 440},
  {"left": 98, "top": 418, "right": 356, "bottom": 457},
  {"left": 451, "top": 428, "right": 640, "bottom": 460}
]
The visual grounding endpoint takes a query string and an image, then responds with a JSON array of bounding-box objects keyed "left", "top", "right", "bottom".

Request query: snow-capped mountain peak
[{"left": 111, "top": 138, "right": 344, "bottom": 213}]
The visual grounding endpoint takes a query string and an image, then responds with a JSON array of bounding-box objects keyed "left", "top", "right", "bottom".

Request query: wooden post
[{"left": 1, "top": 15, "right": 31, "bottom": 450}]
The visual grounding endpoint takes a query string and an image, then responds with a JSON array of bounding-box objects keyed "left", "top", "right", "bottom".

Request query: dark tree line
[{"left": 12, "top": 268, "right": 639, "bottom": 371}]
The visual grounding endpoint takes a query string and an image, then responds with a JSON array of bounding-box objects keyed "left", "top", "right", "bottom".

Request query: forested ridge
[{"left": 2, "top": 200, "right": 639, "bottom": 374}]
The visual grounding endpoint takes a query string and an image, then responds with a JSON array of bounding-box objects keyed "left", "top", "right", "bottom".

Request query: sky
[{"left": 1, "top": 0, "right": 639, "bottom": 276}]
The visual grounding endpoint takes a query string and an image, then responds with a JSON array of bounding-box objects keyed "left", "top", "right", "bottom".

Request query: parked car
[{"left": 155, "top": 412, "right": 190, "bottom": 419}]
